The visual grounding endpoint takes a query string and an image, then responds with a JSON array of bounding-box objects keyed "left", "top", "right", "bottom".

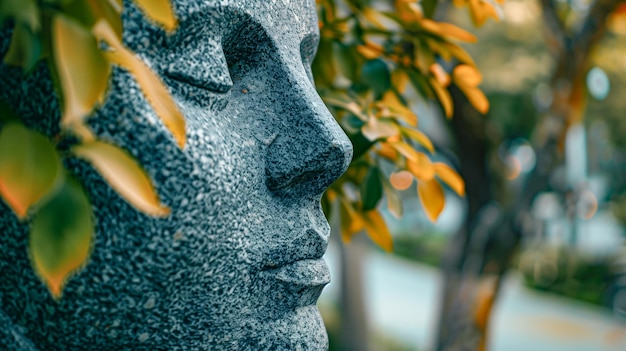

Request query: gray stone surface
[{"left": 0, "top": 0, "right": 352, "bottom": 349}]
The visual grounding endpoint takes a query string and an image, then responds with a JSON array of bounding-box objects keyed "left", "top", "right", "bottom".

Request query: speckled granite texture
[{"left": 0, "top": 0, "right": 352, "bottom": 349}]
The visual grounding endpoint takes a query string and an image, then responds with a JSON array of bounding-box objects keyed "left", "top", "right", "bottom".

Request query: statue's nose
[{"left": 264, "top": 65, "right": 352, "bottom": 197}]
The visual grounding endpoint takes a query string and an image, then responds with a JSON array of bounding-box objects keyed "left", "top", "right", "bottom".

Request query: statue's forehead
[{"left": 170, "top": 0, "right": 318, "bottom": 41}]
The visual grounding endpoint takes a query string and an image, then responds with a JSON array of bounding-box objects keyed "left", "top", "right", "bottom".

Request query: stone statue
[{"left": 0, "top": 0, "right": 352, "bottom": 349}]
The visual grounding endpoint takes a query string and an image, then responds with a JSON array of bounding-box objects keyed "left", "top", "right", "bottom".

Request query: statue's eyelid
[
  {"left": 300, "top": 33, "right": 319, "bottom": 66},
  {"left": 163, "top": 42, "right": 233, "bottom": 94}
]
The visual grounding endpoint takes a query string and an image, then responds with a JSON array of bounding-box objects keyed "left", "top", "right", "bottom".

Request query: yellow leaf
[
  {"left": 357, "top": 43, "right": 383, "bottom": 60},
  {"left": 380, "top": 91, "right": 417, "bottom": 126},
  {"left": 420, "top": 19, "right": 477, "bottom": 43},
  {"left": 461, "top": 86, "right": 489, "bottom": 114},
  {"left": 361, "top": 117, "right": 400, "bottom": 141},
  {"left": 30, "top": 175, "right": 92, "bottom": 299},
  {"left": 418, "top": 178, "right": 445, "bottom": 222},
  {"left": 608, "top": 6, "right": 626, "bottom": 35},
  {"left": 454, "top": 64, "right": 482, "bottom": 87},
  {"left": 53, "top": 14, "right": 111, "bottom": 127},
  {"left": 390, "top": 141, "right": 419, "bottom": 161},
  {"left": 376, "top": 142, "right": 398, "bottom": 160},
  {"left": 401, "top": 127, "right": 434, "bottom": 153},
  {"left": 132, "top": 0, "right": 177, "bottom": 32},
  {"left": 396, "top": 0, "right": 423, "bottom": 23},
  {"left": 363, "top": 210, "right": 393, "bottom": 252},
  {"left": 444, "top": 42, "right": 476, "bottom": 66},
  {"left": 339, "top": 198, "right": 363, "bottom": 242},
  {"left": 434, "top": 163, "right": 465, "bottom": 196},
  {"left": 407, "top": 152, "right": 435, "bottom": 181},
  {"left": 454, "top": 65, "right": 489, "bottom": 114},
  {"left": 389, "top": 170, "right": 413, "bottom": 191},
  {"left": 392, "top": 70, "right": 410, "bottom": 94},
  {"left": 93, "top": 21, "right": 186, "bottom": 148},
  {"left": 362, "top": 8, "right": 385, "bottom": 28},
  {"left": 468, "top": 0, "right": 500, "bottom": 26},
  {"left": 430, "top": 77, "right": 453, "bottom": 118},
  {"left": 73, "top": 140, "right": 170, "bottom": 216}
]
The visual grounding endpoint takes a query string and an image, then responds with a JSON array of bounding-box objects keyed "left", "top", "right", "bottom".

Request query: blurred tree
[{"left": 434, "top": 1, "right": 626, "bottom": 350}]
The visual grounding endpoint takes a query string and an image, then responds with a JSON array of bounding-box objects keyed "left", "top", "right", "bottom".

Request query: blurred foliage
[
  {"left": 315, "top": 0, "right": 504, "bottom": 251},
  {"left": 0, "top": 0, "right": 181, "bottom": 298},
  {"left": 519, "top": 246, "right": 625, "bottom": 307}
]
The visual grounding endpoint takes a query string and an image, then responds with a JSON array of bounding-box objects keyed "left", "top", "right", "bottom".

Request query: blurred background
[{"left": 317, "top": 0, "right": 626, "bottom": 350}]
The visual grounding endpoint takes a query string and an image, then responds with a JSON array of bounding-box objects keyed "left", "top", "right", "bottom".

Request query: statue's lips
[{"left": 259, "top": 258, "right": 330, "bottom": 288}]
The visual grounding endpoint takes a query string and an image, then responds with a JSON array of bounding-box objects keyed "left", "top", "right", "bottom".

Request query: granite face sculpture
[{"left": 0, "top": 0, "right": 352, "bottom": 349}]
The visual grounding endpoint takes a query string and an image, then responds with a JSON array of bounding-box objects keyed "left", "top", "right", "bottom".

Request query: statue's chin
[{"left": 232, "top": 305, "right": 328, "bottom": 350}]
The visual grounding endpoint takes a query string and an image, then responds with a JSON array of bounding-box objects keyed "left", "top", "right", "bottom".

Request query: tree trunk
[{"left": 434, "top": 1, "right": 621, "bottom": 350}]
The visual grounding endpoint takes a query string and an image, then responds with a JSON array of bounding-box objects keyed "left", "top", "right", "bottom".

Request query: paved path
[{"left": 320, "top": 247, "right": 626, "bottom": 351}]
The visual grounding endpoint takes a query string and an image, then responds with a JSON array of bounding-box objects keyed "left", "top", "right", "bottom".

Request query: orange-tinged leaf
[
  {"left": 30, "top": 175, "right": 93, "bottom": 299},
  {"left": 73, "top": 141, "right": 170, "bottom": 216},
  {"left": 94, "top": 21, "right": 186, "bottom": 148},
  {"left": 0, "top": 123, "right": 62, "bottom": 219},
  {"left": 53, "top": 15, "right": 110, "bottom": 126},
  {"left": 421, "top": 19, "right": 477, "bottom": 42},
  {"left": 363, "top": 210, "right": 393, "bottom": 251},
  {"left": 461, "top": 86, "right": 489, "bottom": 114},
  {"left": 430, "top": 77, "right": 453, "bottom": 118},
  {"left": 389, "top": 170, "right": 413, "bottom": 191},
  {"left": 467, "top": 0, "right": 500, "bottom": 26},
  {"left": 418, "top": 178, "right": 445, "bottom": 222},
  {"left": 132, "top": 0, "right": 177, "bottom": 32},
  {"left": 401, "top": 127, "right": 434, "bottom": 153},
  {"left": 376, "top": 142, "right": 398, "bottom": 160},
  {"left": 362, "top": 117, "right": 400, "bottom": 141},
  {"left": 407, "top": 152, "right": 435, "bottom": 181},
  {"left": 390, "top": 141, "right": 419, "bottom": 161},
  {"left": 454, "top": 64, "right": 482, "bottom": 87},
  {"left": 444, "top": 42, "right": 475, "bottom": 66},
  {"left": 357, "top": 44, "right": 382, "bottom": 60},
  {"left": 434, "top": 163, "right": 465, "bottom": 196}
]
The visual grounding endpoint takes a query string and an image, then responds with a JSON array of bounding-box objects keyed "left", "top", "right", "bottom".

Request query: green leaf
[
  {"left": 360, "top": 166, "right": 383, "bottom": 211},
  {"left": 0, "top": 0, "right": 39, "bottom": 31},
  {"left": 4, "top": 22, "right": 42, "bottom": 71},
  {"left": 30, "top": 175, "right": 93, "bottom": 299},
  {"left": 53, "top": 14, "right": 110, "bottom": 126},
  {"left": 61, "top": 0, "right": 123, "bottom": 40},
  {"left": 421, "top": 0, "right": 438, "bottom": 18},
  {"left": 0, "top": 123, "right": 62, "bottom": 219},
  {"left": 361, "top": 59, "right": 391, "bottom": 99},
  {"left": 72, "top": 140, "right": 170, "bottom": 216},
  {"left": 312, "top": 38, "right": 336, "bottom": 88},
  {"left": 335, "top": 42, "right": 357, "bottom": 81}
]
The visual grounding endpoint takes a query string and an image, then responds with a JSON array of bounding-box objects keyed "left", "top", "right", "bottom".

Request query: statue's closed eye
[{"left": 164, "top": 39, "right": 233, "bottom": 94}]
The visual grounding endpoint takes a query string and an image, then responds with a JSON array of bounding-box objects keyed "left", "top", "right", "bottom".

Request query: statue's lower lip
[{"left": 259, "top": 258, "right": 330, "bottom": 287}]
